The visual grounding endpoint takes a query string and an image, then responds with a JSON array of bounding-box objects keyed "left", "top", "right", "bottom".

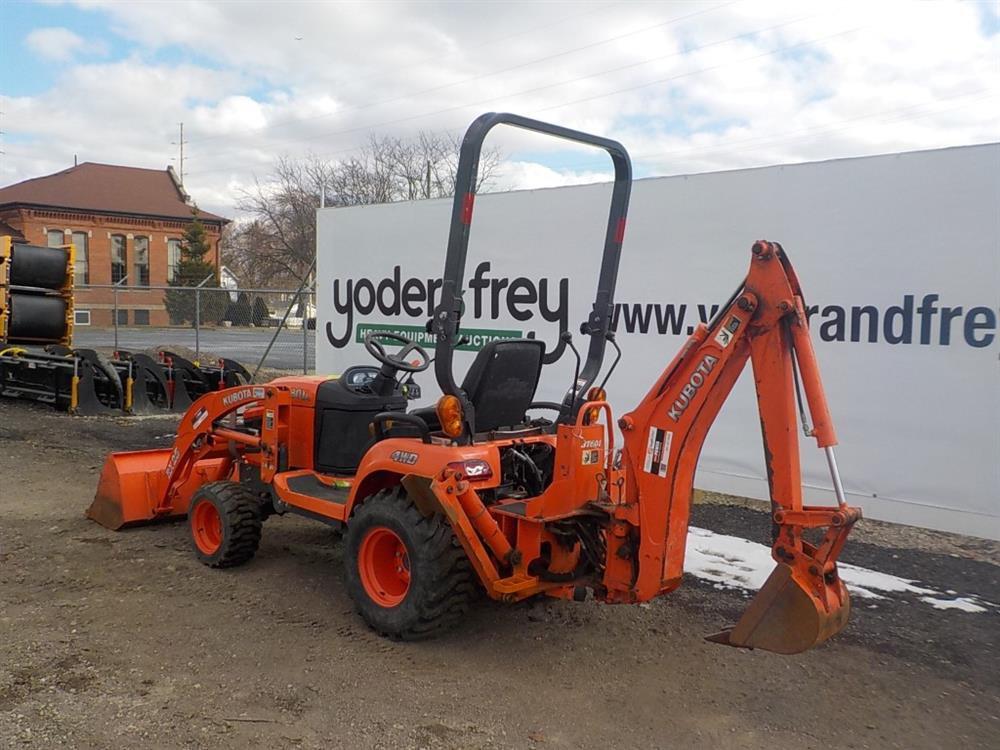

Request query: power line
[
  {"left": 188, "top": 11, "right": 828, "bottom": 176},
  {"left": 532, "top": 26, "right": 862, "bottom": 114},
  {"left": 188, "top": 33, "right": 996, "bottom": 187},
  {"left": 524, "top": 88, "right": 997, "bottom": 177},
  {"left": 186, "top": 0, "right": 735, "bottom": 146},
  {"left": 187, "top": 0, "right": 624, "bottom": 145},
  {"left": 634, "top": 90, "right": 997, "bottom": 168}
]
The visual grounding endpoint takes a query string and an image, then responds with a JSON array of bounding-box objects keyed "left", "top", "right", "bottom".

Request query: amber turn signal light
[
  {"left": 585, "top": 386, "right": 606, "bottom": 424},
  {"left": 436, "top": 395, "right": 464, "bottom": 437}
]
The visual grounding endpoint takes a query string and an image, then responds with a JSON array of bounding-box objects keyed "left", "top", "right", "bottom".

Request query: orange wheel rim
[
  {"left": 358, "top": 527, "right": 410, "bottom": 607},
  {"left": 192, "top": 500, "right": 223, "bottom": 555}
]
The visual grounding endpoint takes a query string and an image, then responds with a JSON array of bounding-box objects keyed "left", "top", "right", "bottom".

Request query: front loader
[{"left": 89, "top": 112, "right": 860, "bottom": 653}]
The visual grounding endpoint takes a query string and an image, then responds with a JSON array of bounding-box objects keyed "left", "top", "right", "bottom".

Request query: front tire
[
  {"left": 189, "top": 481, "right": 262, "bottom": 568},
  {"left": 345, "top": 487, "right": 474, "bottom": 639}
]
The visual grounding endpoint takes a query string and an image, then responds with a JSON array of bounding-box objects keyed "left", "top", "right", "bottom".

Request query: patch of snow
[
  {"left": 685, "top": 526, "right": 994, "bottom": 613},
  {"left": 836, "top": 562, "right": 934, "bottom": 600},
  {"left": 918, "top": 596, "right": 988, "bottom": 613}
]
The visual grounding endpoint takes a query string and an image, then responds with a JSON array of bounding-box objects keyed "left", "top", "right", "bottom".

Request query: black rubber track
[
  {"left": 345, "top": 487, "right": 475, "bottom": 640},
  {"left": 189, "top": 481, "right": 262, "bottom": 568}
]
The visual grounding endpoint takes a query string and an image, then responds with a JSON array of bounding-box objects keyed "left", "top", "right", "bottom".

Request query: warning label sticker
[
  {"left": 714, "top": 315, "right": 742, "bottom": 349},
  {"left": 643, "top": 427, "right": 672, "bottom": 477}
]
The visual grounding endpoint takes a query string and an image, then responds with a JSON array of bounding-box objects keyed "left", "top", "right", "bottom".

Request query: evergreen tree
[{"left": 164, "top": 210, "right": 228, "bottom": 325}]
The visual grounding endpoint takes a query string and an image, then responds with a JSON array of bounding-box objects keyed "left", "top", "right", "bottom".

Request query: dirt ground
[{"left": 1, "top": 398, "right": 998, "bottom": 749}]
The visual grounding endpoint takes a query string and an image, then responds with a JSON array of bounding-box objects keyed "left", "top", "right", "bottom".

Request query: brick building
[{"left": 0, "top": 163, "right": 228, "bottom": 326}]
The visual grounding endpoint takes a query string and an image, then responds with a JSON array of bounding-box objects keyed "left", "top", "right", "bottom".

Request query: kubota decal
[
  {"left": 666, "top": 355, "right": 718, "bottom": 422},
  {"left": 222, "top": 387, "right": 263, "bottom": 408}
]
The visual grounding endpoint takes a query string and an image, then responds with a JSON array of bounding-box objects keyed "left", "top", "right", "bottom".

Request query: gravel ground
[{"left": 1, "top": 398, "right": 998, "bottom": 749}]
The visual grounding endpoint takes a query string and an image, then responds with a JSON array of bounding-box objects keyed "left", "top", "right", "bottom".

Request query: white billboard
[{"left": 317, "top": 143, "right": 1000, "bottom": 541}]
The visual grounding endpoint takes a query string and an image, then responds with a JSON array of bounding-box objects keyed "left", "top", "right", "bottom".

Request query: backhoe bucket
[
  {"left": 706, "top": 563, "right": 851, "bottom": 655},
  {"left": 86, "top": 449, "right": 176, "bottom": 530}
]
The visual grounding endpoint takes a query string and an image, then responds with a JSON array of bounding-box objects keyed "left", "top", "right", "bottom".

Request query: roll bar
[{"left": 430, "top": 112, "right": 632, "bottom": 438}]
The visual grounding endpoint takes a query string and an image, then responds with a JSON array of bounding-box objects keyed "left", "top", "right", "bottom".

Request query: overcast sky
[{"left": 1, "top": 0, "right": 997, "bottom": 217}]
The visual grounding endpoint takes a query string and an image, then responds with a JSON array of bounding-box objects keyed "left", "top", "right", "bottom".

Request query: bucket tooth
[{"left": 706, "top": 563, "right": 851, "bottom": 655}]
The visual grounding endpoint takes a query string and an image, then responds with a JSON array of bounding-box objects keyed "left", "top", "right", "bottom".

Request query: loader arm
[
  {"left": 611, "top": 241, "right": 860, "bottom": 654},
  {"left": 88, "top": 384, "right": 275, "bottom": 529}
]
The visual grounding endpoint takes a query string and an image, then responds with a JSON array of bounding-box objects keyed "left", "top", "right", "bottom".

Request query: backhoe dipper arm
[{"left": 612, "top": 241, "right": 860, "bottom": 654}]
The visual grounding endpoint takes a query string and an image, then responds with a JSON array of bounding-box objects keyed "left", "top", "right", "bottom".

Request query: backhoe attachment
[{"left": 616, "top": 240, "right": 861, "bottom": 654}]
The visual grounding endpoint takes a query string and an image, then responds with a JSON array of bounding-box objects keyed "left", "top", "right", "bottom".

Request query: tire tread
[
  {"left": 345, "top": 487, "right": 474, "bottom": 640},
  {"left": 191, "top": 481, "right": 262, "bottom": 568}
]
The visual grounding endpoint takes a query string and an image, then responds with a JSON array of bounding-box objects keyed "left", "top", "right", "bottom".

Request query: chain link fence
[{"left": 71, "top": 284, "right": 316, "bottom": 379}]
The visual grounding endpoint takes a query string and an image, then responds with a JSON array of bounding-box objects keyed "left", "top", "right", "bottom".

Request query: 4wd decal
[
  {"left": 390, "top": 450, "right": 419, "bottom": 465},
  {"left": 644, "top": 427, "right": 672, "bottom": 477},
  {"left": 666, "top": 355, "right": 718, "bottom": 421}
]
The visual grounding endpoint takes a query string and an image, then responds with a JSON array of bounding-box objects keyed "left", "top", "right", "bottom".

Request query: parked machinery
[
  {"left": 90, "top": 113, "right": 861, "bottom": 654},
  {"left": 0, "top": 235, "right": 75, "bottom": 346},
  {"left": 0, "top": 345, "right": 249, "bottom": 415}
]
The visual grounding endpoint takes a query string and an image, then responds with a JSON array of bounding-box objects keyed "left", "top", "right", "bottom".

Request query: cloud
[
  {"left": 24, "top": 26, "right": 104, "bottom": 62},
  {"left": 3, "top": 0, "right": 998, "bottom": 218},
  {"left": 494, "top": 161, "right": 611, "bottom": 192}
]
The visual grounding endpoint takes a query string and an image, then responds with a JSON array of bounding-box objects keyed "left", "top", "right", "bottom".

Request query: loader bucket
[
  {"left": 86, "top": 449, "right": 176, "bottom": 530},
  {"left": 706, "top": 563, "right": 851, "bottom": 655}
]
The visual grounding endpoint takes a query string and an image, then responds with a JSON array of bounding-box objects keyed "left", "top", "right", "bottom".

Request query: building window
[
  {"left": 167, "top": 238, "right": 182, "bottom": 283},
  {"left": 111, "top": 234, "right": 127, "bottom": 284},
  {"left": 134, "top": 236, "right": 150, "bottom": 286},
  {"left": 47, "top": 229, "right": 64, "bottom": 247},
  {"left": 72, "top": 231, "right": 89, "bottom": 285},
  {"left": 74, "top": 309, "right": 91, "bottom": 326},
  {"left": 133, "top": 309, "right": 150, "bottom": 326},
  {"left": 116, "top": 309, "right": 128, "bottom": 325}
]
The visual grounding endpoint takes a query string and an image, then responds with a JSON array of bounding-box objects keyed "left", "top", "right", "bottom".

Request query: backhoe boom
[{"left": 612, "top": 241, "right": 860, "bottom": 653}]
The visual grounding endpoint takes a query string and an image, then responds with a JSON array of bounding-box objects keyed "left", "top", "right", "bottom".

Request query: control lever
[
  {"left": 562, "top": 330, "right": 582, "bottom": 402},
  {"left": 597, "top": 331, "right": 622, "bottom": 391}
]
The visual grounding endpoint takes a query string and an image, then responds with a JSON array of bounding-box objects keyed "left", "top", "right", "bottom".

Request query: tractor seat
[{"left": 412, "top": 338, "right": 546, "bottom": 434}]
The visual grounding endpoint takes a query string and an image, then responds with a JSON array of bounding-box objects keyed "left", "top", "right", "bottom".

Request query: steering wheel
[{"left": 363, "top": 331, "right": 431, "bottom": 373}]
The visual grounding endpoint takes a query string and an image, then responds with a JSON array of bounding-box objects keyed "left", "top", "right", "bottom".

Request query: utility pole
[{"left": 172, "top": 122, "right": 188, "bottom": 185}]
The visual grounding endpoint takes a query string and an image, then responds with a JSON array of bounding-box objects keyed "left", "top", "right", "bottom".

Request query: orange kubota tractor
[{"left": 89, "top": 113, "right": 860, "bottom": 653}]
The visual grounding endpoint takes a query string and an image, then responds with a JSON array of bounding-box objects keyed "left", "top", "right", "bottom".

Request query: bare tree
[{"left": 228, "top": 131, "right": 503, "bottom": 282}]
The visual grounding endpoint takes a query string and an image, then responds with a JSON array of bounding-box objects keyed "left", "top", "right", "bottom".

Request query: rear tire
[
  {"left": 189, "top": 481, "right": 262, "bottom": 568},
  {"left": 345, "top": 487, "right": 474, "bottom": 639}
]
